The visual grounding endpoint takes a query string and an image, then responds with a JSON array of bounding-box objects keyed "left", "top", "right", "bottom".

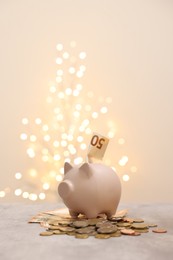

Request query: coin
[
  {"left": 48, "top": 225, "right": 61, "bottom": 230},
  {"left": 120, "top": 229, "right": 135, "bottom": 235},
  {"left": 76, "top": 227, "right": 95, "bottom": 234},
  {"left": 88, "top": 218, "right": 100, "bottom": 226},
  {"left": 110, "top": 231, "right": 122, "bottom": 237},
  {"left": 96, "top": 220, "right": 107, "bottom": 228},
  {"left": 131, "top": 232, "right": 141, "bottom": 236},
  {"left": 53, "top": 230, "right": 66, "bottom": 235},
  {"left": 97, "top": 225, "right": 118, "bottom": 234},
  {"left": 123, "top": 217, "right": 134, "bottom": 223},
  {"left": 95, "top": 234, "right": 110, "bottom": 239},
  {"left": 133, "top": 218, "right": 144, "bottom": 223},
  {"left": 131, "top": 223, "right": 148, "bottom": 229},
  {"left": 152, "top": 228, "right": 167, "bottom": 233},
  {"left": 75, "top": 234, "right": 89, "bottom": 239},
  {"left": 133, "top": 229, "right": 149, "bottom": 233},
  {"left": 58, "top": 226, "right": 75, "bottom": 232},
  {"left": 40, "top": 231, "right": 53, "bottom": 236},
  {"left": 117, "top": 222, "right": 131, "bottom": 228},
  {"left": 147, "top": 224, "right": 157, "bottom": 228},
  {"left": 73, "top": 220, "right": 89, "bottom": 228}
]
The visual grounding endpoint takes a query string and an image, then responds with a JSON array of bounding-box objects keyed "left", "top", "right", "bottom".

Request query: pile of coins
[{"left": 29, "top": 209, "right": 167, "bottom": 239}]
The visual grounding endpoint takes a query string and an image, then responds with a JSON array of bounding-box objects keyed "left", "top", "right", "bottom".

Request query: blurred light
[
  {"left": 56, "top": 43, "right": 63, "bottom": 51},
  {"left": 49, "top": 86, "right": 56, "bottom": 93},
  {"left": 39, "top": 193, "right": 46, "bottom": 200},
  {"left": 56, "top": 57, "right": 63, "bottom": 65},
  {"left": 65, "top": 88, "right": 72, "bottom": 95},
  {"left": 22, "top": 118, "right": 29, "bottom": 125},
  {"left": 73, "top": 111, "right": 80, "bottom": 118},
  {"left": 57, "top": 114, "right": 63, "bottom": 121},
  {"left": 75, "top": 104, "right": 82, "bottom": 110},
  {"left": 61, "top": 133, "right": 68, "bottom": 139},
  {"left": 108, "top": 131, "right": 115, "bottom": 138},
  {"left": 60, "top": 167, "right": 64, "bottom": 174},
  {"left": 67, "top": 134, "right": 73, "bottom": 141},
  {"left": 29, "top": 169, "right": 37, "bottom": 177},
  {"left": 76, "top": 71, "right": 83, "bottom": 78},
  {"left": 131, "top": 166, "right": 137, "bottom": 173},
  {"left": 0, "top": 191, "right": 5, "bottom": 198},
  {"left": 43, "top": 183, "right": 50, "bottom": 190},
  {"left": 69, "top": 67, "right": 75, "bottom": 74},
  {"left": 100, "top": 106, "right": 108, "bottom": 114},
  {"left": 77, "top": 136, "right": 83, "bottom": 142},
  {"left": 20, "top": 133, "right": 27, "bottom": 140},
  {"left": 119, "top": 156, "right": 129, "bottom": 166},
  {"left": 56, "top": 175, "right": 63, "bottom": 182},
  {"left": 111, "top": 167, "right": 116, "bottom": 172},
  {"left": 49, "top": 170, "right": 56, "bottom": 177},
  {"left": 54, "top": 154, "right": 61, "bottom": 161},
  {"left": 15, "top": 172, "right": 22, "bottom": 180},
  {"left": 42, "top": 148, "right": 49, "bottom": 155},
  {"left": 53, "top": 141, "right": 59, "bottom": 147},
  {"left": 123, "top": 175, "right": 130, "bottom": 182},
  {"left": 22, "top": 192, "right": 29, "bottom": 199},
  {"left": 27, "top": 148, "right": 35, "bottom": 158},
  {"left": 29, "top": 193, "right": 38, "bottom": 201},
  {"left": 80, "top": 143, "right": 87, "bottom": 150},
  {"left": 64, "top": 150, "right": 70, "bottom": 157},
  {"left": 35, "top": 118, "right": 42, "bottom": 125},
  {"left": 57, "top": 69, "right": 63, "bottom": 76},
  {"left": 63, "top": 52, "right": 69, "bottom": 59},
  {"left": 76, "top": 84, "right": 82, "bottom": 91},
  {"left": 79, "top": 52, "right": 86, "bottom": 59},
  {"left": 42, "top": 155, "right": 49, "bottom": 162},
  {"left": 44, "top": 135, "right": 51, "bottom": 142},
  {"left": 85, "top": 128, "right": 92, "bottom": 135},
  {"left": 15, "top": 189, "right": 22, "bottom": 196},
  {"left": 74, "top": 157, "right": 83, "bottom": 165},
  {"left": 118, "top": 138, "right": 125, "bottom": 145},
  {"left": 30, "top": 135, "right": 37, "bottom": 142},
  {"left": 56, "top": 76, "right": 62, "bottom": 83},
  {"left": 58, "top": 92, "right": 65, "bottom": 99},
  {"left": 42, "top": 125, "right": 49, "bottom": 131},
  {"left": 79, "top": 65, "right": 86, "bottom": 71},
  {"left": 92, "top": 112, "right": 98, "bottom": 119},
  {"left": 73, "top": 90, "right": 79, "bottom": 96},
  {"left": 61, "top": 140, "right": 67, "bottom": 147}
]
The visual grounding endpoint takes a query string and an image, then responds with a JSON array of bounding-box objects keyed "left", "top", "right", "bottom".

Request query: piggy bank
[{"left": 58, "top": 162, "right": 121, "bottom": 219}]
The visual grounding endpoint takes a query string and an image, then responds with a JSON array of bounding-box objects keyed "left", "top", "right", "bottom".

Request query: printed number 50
[{"left": 90, "top": 135, "right": 105, "bottom": 149}]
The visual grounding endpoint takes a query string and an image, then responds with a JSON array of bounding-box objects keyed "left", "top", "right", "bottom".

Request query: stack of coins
[{"left": 29, "top": 210, "right": 167, "bottom": 239}]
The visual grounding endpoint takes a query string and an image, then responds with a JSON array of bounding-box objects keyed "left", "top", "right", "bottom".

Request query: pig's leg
[
  {"left": 105, "top": 210, "right": 115, "bottom": 218},
  {"left": 69, "top": 209, "right": 79, "bottom": 218},
  {"left": 85, "top": 211, "right": 98, "bottom": 219}
]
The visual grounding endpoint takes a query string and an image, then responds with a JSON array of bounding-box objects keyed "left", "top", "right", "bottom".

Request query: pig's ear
[
  {"left": 79, "top": 163, "right": 91, "bottom": 177},
  {"left": 64, "top": 162, "right": 73, "bottom": 174}
]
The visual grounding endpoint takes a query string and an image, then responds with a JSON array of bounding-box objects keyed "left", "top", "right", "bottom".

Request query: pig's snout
[{"left": 58, "top": 180, "right": 74, "bottom": 198}]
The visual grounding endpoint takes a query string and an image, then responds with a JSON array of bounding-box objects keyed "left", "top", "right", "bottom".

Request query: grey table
[{"left": 0, "top": 203, "right": 173, "bottom": 260}]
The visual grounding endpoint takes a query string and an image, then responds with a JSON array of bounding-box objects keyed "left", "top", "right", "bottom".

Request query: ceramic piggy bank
[{"left": 58, "top": 162, "right": 121, "bottom": 218}]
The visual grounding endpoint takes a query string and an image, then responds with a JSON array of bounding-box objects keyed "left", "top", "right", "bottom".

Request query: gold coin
[
  {"left": 147, "top": 224, "right": 157, "bottom": 228},
  {"left": 152, "top": 228, "right": 167, "bottom": 233},
  {"left": 88, "top": 218, "right": 100, "bottom": 226},
  {"left": 117, "top": 222, "right": 131, "bottom": 228},
  {"left": 53, "top": 230, "right": 65, "bottom": 235},
  {"left": 40, "top": 231, "right": 53, "bottom": 236},
  {"left": 120, "top": 229, "right": 135, "bottom": 235},
  {"left": 48, "top": 226, "right": 61, "bottom": 230},
  {"left": 76, "top": 227, "right": 95, "bottom": 234},
  {"left": 58, "top": 226, "right": 75, "bottom": 232},
  {"left": 133, "top": 218, "right": 144, "bottom": 223},
  {"left": 131, "top": 232, "right": 141, "bottom": 236},
  {"left": 95, "top": 234, "right": 110, "bottom": 239},
  {"left": 75, "top": 234, "right": 89, "bottom": 239},
  {"left": 97, "top": 226, "right": 118, "bottom": 234},
  {"left": 133, "top": 229, "right": 149, "bottom": 233},
  {"left": 73, "top": 220, "right": 89, "bottom": 228},
  {"left": 131, "top": 223, "right": 148, "bottom": 229},
  {"left": 123, "top": 217, "right": 134, "bottom": 223},
  {"left": 110, "top": 231, "right": 121, "bottom": 237},
  {"left": 96, "top": 221, "right": 107, "bottom": 228}
]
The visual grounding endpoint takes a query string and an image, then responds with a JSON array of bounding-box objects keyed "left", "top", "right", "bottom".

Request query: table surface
[{"left": 0, "top": 203, "right": 173, "bottom": 260}]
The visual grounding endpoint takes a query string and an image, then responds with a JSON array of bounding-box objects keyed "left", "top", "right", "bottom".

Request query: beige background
[{"left": 0, "top": 0, "right": 173, "bottom": 203}]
